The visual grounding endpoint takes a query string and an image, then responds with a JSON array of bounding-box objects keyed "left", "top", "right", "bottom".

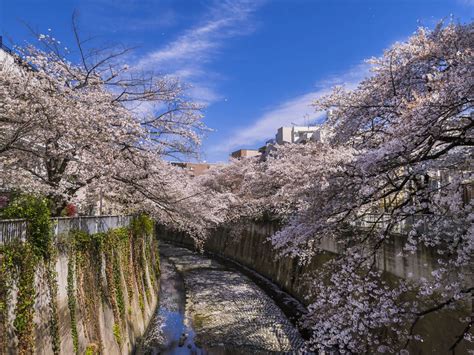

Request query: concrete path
[{"left": 140, "top": 242, "right": 305, "bottom": 354}]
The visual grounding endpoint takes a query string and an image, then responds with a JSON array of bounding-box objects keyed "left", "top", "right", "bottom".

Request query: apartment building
[{"left": 275, "top": 125, "right": 327, "bottom": 145}]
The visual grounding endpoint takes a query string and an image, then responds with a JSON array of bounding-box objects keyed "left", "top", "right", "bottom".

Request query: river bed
[{"left": 137, "top": 243, "right": 305, "bottom": 354}]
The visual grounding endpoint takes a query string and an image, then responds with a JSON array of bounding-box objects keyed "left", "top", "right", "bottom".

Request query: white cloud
[
  {"left": 121, "top": 11, "right": 178, "bottom": 31},
  {"left": 133, "top": 0, "right": 264, "bottom": 105},
  {"left": 187, "top": 84, "right": 222, "bottom": 105},
  {"left": 209, "top": 62, "right": 370, "bottom": 155},
  {"left": 457, "top": 0, "right": 474, "bottom": 6},
  {"left": 211, "top": 92, "right": 328, "bottom": 154}
]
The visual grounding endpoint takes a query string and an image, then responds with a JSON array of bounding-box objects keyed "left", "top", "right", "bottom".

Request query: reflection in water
[
  {"left": 139, "top": 244, "right": 305, "bottom": 354},
  {"left": 138, "top": 256, "right": 204, "bottom": 355},
  {"left": 156, "top": 309, "right": 202, "bottom": 355}
]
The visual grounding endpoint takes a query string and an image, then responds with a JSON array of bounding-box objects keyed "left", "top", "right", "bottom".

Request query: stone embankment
[{"left": 139, "top": 243, "right": 305, "bottom": 354}]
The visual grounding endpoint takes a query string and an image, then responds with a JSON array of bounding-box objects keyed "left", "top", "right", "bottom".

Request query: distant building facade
[
  {"left": 0, "top": 36, "right": 36, "bottom": 73},
  {"left": 171, "top": 162, "right": 215, "bottom": 177},
  {"left": 258, "top": 125, "right": 327, "bottom": 158},
  {"left": 230, "top": 149, "right": 261, "bottom": 159},
  {"left": 275, "top": 125, "right": 327, "bottom": 145},
  {"left": 229, "top": 124, "right": 328, "bottom": 160}
]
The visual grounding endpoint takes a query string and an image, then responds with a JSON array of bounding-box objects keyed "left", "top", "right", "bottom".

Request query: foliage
[
  {"left": 0, "top": 246, "right": 12, "bottom": 351},
  {"left": 64, "top": 216, "right": 158, "bottom": 353},
  {"left": 0, "top": 24, "right": 206, "bottom": 215},
  {"left": 2, "top": 194, "right": 53, "bottom": 259},
  {"left": 0, "top": 191, "right": 159, "bottom": 355},
  {"left": 46, "top": 258, "right": 60, "bottom": 355},
  {"left": 113, "top": 252, "right": 126, "bottom": 318},
  {"left": 85, "top": 343, "right": 99, "bottom": 355},
  {"left": 67, "top": 251, "right": 79, "bottom": 354},
  {"left": 195, "top": 22, "right": 474, "bottom": 353},
  {"left": 12, "top": 243, "right": 37, "bottom": 354},
  {"left": 112, "top": 323, "right": 122, "bottom": 346},
  {"left": 1, "top": 194, "right": 60, "bottom": 354},
  {"left": 130, "top": 214, "right": 154, "bottom": 239},
  {"left": 138, "top": 295, "right": 145, "bottom": 314}
]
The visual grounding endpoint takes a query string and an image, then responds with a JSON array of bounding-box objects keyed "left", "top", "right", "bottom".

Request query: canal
[{"left": 136, "top": 243, "right": 305, "bottom": 354}]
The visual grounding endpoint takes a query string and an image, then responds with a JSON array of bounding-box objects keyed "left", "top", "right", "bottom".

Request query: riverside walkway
[{"left": 138, "top": 243, "right": 305, "bottom": 354}]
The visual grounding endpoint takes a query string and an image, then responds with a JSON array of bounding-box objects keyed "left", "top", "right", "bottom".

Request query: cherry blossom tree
[
  {"left": 293, "top": 23, "right": 473, "bottom": 352},
  {"left": 0, "top": 17, "right": 206, "bottom": 217},
  {"left": 1, "top": 17, "right": 472, "bottom": 352},
  {"left": 200, "top": 22, "right": 473, "bottom": 352}
]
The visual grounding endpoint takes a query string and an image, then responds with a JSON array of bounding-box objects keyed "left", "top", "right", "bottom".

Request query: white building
[
  {"left": 0, "top": 37, "right": 16, "bottom": 68},
  {"left": 0, "top": 36, "right": 35, "bottom": 75},
  {"left": 275, "top": 125, "right": 327, "bottom": 145}
]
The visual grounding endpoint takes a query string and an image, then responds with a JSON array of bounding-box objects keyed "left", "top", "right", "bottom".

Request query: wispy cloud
[
  {"left": 211, "top": 92, "right": 328, "bottom": 154},
  {"left": 209, "top": 63, "right": 370, "bottom": 156},
  {"left": 82, "top": 0, "right": 179, "bottom": 33},
  {"left": 134, "top": 0, "right": 264, "bottom": 105},
  {"left": 111, "top": 11, "right": 178, "bottom": 32},
  {"left": 456, "top": 0, "right": 474, "bottom": 6}
]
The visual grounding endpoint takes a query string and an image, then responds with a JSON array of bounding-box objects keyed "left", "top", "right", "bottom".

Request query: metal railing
[
  {"left": 0, "top": 218, "right": 28, "bottom": 244},
  {"left": 0, "top": 215, "right": 133, "bottom": 245}
]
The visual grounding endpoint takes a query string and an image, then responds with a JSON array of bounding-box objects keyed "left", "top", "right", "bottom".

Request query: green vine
[
  {"left": 3, "top": 194, "right": 53, "bottom": 259},
  {"left": 46, "top": 256, "right": 60, "bottom": 355},
  {"left": 67, "top": 250, "right": 79, "bottom": 354},
  {"left": 130, "top": 214, "right": 157, "bottom": 308},
  {"left": 0, "top": 245, "right": 12, "bottom": 352},
  {"left": 13, "top": 243, "right": 37, "bottom": 354},
  {"left": 85, "top": 343, "right": 99, "bottom": 355},
  {"left": 0, "top": 209, "right": 159, "bottom": 354},
  {"left": 104, "top": 239, "right": 121, "bottom": 331},
  {"left": 130, "top": 214, "right": 154, "bottom": 239},
  {"left": 138, "top": 295, "right": 145, "bottom": 314},
  {"left": 1, "top": 194, "right": 59, "bottom": 354},
  {"left": 112, "top": 323, "right": 122, "bottom": 345},
  {"left": 70, "top": 230, "right": 104, "bottom": 353},
  {"left": 113, "top": 252, "right": 125, "bottom": 318}
]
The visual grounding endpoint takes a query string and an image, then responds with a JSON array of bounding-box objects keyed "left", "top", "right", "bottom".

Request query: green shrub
[{"left": 2, "top": 194, "right": 53, "bottom": 259}]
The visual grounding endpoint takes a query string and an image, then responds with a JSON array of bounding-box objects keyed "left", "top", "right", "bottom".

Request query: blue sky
[{"left": 1, "top": 0, "right": 473, "bottom": 162}]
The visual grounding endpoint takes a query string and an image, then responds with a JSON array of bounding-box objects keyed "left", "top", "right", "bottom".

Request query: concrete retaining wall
[
  {"left": 2, "top": 216, "right": 159, "bottom": 355},
  {"left": 159, "top": 222, "right": 441, "bottom": 302},
  {"left": 159, "top": 222, "right": 472, "bottom": 354}
]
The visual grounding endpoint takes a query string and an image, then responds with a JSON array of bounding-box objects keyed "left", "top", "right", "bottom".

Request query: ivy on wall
[
  {"left": 0, "top": 200, "right": 160, "bottom": 354},
  {"left": 0, "top": 243, "right": 12, "bottom": 351},
  {"left": 67, "top": 250, "right": 79, "bottom": 354},
  {"left": 0, "top": 194, "right": 60, "bottom": 355},
  {"left": 2, "top": 194, "right": 54, "bottom": 258},
  {"left": 64, "top": 214, "right": 160, "bottom": 353}
]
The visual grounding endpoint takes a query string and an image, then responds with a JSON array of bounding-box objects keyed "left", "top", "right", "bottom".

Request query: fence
[
  {"left": 0, "top": 219, "right": 28, "bottom": 244},
  {"left": 0, "top": 215, "right": 133, "bottom": 245}
]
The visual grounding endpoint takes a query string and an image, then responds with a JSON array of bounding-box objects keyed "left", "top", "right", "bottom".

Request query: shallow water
[
  {"left": 158, "top": 310, "right": 200, "bottom": 355},
  {"left": 138, "top": 255, "right": 205, "bottom": 354},
  {"left": 139, "top": 243, "right": 305, "bottom": 354}
]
